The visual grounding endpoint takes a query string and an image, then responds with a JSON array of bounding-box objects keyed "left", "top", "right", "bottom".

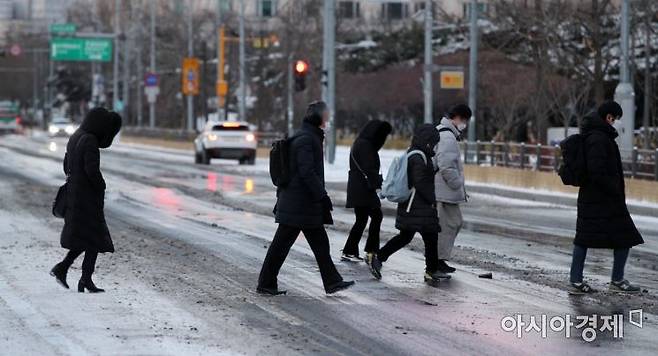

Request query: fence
[{"left": 461, "top": 141, "right": 658, "bottom": 181}]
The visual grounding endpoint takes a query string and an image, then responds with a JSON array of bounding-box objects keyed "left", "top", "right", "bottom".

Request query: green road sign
[
  {"left": 51, "top": 38, "right": 112, "bottom": 62},
  {"left": 50, "top": 23, "right": 77, "bottom": 34}
]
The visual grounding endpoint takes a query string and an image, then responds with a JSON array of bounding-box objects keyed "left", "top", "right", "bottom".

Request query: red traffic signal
[{"left": 294, "top": 60, "right": 308, "bottom": 74}]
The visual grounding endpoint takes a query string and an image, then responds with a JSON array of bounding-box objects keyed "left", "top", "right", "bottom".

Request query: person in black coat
[
  {"left": 371, "top": 124, "right": 446, "bottom": 283},
  {"left": 569, "top": 101, "right": 644, "bottom": 294},
  {"left": 257, "top": 101, "right": 355, "bottom": 295},
  {"left": 342, "top": 120, "right": 392, "bottom": 264},
  {"left": 50, "top": 108, "right": 122, "bottom": 293}
]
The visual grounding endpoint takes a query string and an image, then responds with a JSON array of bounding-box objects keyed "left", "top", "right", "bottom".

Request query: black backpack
[
  {"left": 269, "top": 136, "right": 293, "bottom": 187},
  {"left": 558, "top": 134, "right": 587, "bottom": 186}
]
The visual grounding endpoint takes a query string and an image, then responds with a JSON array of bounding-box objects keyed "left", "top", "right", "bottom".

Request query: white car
[
  {"left": 49, "top": 117, "right": 77, "bottom": 137},
  {"left": 194, "top": 121, "right": 257, "bottom": 165}
]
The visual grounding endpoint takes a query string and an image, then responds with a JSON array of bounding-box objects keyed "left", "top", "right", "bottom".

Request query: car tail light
[
  {"left": 15, "top": 116, "right": 21, "bottom": 125},
  {"left": 245, "top": 133, "right": 255, "bottom": 142}
]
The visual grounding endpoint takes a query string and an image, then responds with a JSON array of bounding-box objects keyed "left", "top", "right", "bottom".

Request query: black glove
[{"left": 321, "top": 195, "right": 333, "bottom": 211}]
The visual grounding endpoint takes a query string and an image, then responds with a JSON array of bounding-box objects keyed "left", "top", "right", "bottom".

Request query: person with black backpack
[
  {"left": 566, "top": 101, "right": 644, "bottom": 294},
  {"left": 257, "top": 101, "right": 355, "bottom": 295},
  {"left": 370, "top": 124, "right": 448, "bottom": 284},
  {"left": 342, "top": 120, "right": 392, "bottom": 268}
]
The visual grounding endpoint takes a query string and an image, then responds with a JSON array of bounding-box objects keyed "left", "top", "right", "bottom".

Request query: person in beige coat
[{"left": 433, "top": 105, "right": 471, "bottom": 273}]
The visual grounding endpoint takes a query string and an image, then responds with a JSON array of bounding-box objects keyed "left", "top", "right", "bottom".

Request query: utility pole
[
  {"left": 322, "top": 0, "right": 336, "bottom": 163},
  {"left": 136, "top": 1, "right": 144, "bottom": 127},
  {"left": 216, "top": 0, "right": 223, "bottom": 119},
  {"left": 642, "top": 1, "right": 651, "bottom": 149},
  {"left": 467, "top": 0, "right": 478, "bottom": 142},
  {"left": 186, "top": 3, "right": 194, "bottom": 131},
  {"left": 112, "top": 0, "right": 121, "bottom": 114},
  {"left": 423, "top": 0, "right": 433, "bottom": 124},
  {"left": 238, "top": 0, "right": 246, "bottom": 121},
  {"left": 287, "top": 54, "right": 294, "bottom": 136},
  {"left": 149, "top": 0, "right": 156, "bottom": 128},
  {"left": 614, "top": 0, "right": 635, "bottom": 156}
]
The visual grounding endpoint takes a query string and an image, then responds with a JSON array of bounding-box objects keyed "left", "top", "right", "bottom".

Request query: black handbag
[
  {"left": 350, "top": 152, "right": 382, "bottom": 189},
  {"left": 52, "top": 182, "right": 67, "bottom": 218}
]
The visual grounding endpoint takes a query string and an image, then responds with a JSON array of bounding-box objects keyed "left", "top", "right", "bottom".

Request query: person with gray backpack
[{"left": 371, "top": 124, "right": 448, "bottom": 283}]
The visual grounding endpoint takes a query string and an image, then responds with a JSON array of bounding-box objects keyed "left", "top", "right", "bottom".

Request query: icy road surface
[{"left": 0, "top": 134, "right": 656, "bottom": 355}]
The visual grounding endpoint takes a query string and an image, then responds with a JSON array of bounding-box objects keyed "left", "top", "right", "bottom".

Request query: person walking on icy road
[
  {"left": 50, "top": 108, "right": 122, "bottom": 293},
  {"left": 371, "top": 124, "right": 448, "bottom": 284},
  {"left": 257, "top": 101, "right": 355, "bottom": 295},
  {"left": 569, "top": 101, "right": 644, "bottom": 294},
  {"left": 342, "top": 120, "right": 392, "bottom": 267},
  {"left": 433, "top": 104, "right": 471, "bottom": 274}
]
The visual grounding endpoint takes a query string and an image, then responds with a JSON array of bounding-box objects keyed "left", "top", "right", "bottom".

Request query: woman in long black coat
[
  {"left": 570, "top": 102, "right": 644, "bottom": 294},
  {"left": 50, "top": 108, "right": 122, "bottom": 293},
  {"left": 342, "top": 120, "right": 392, "bottom": 264},
  {"left": 372, "top": 124, "right": 445, "bottom": 283}
]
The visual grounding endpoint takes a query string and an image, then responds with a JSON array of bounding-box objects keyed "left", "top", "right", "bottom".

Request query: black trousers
[
  {"left": 60, "top": 250, "right": 98, "bottom": 280},
  {"left": 378, "top": 230, "right": 439, "bottom": 273},
  {"left": 258, "top": 224, "right": 343, "bottom": 292},
  {"left": 343, "top": 206, "right": 383, "bottom": 255}
]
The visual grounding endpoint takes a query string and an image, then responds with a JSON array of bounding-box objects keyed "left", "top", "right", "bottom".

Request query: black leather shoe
[
  {"left": 50, "top": 263, "right": 69, "bottom": 289},
  {"left": 326, "top": 280, "right": 355, "bottom": 294},
  {"left": 78, "top": 279, "right": 105, "bottom": 293},
  {"left": 256, "top": 287, "right": 287, "bottom": 296},
  {"left": 437, "top": 260, "right": 456, "bottom": 273}
]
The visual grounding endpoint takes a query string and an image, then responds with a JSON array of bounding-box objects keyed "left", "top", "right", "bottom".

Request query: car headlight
[
  {"left": 245, "top": 133, "right": 255, "bottom": 142},
  {"left": 48, "top": 125, "right": 59, "bottom": 134},
  {"left": 208, "top": 133, "right": 218, "bottom": 141},
  {"left": 65, "top": 125, "right": 75, "bottom": 134}
]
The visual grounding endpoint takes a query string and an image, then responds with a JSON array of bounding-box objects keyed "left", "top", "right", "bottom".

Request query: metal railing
[{"left": 461, "top": 141, "right": 658, "bottom": 181}]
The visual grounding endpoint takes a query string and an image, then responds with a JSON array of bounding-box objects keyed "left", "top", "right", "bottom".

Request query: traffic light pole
[
  {"left": 467, "top": 0, "right": 478, "bottom": 142},
  {"left": 187, "top": 5, "right": 194, "bottom": 132},
  {"left": 423, "top": 0, "right": 433, "bottom": 124},
  {"left": 149, "top": 0, "right": 156, "bottom": 128},
  {"left": 614, "top": 0, "right": 635, "bottom": 157},
  {"left": 238, "top": 0, "right": 247, "bottom": 122},
  {"left": 112, "top": 0, "right": 121, "bottom": 115},
  {"left": 323, "top": 0, "right": 336, "bottom": 164}
]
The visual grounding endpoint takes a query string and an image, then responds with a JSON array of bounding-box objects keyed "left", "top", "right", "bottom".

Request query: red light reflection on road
[
  {"left": 207, "top": 172, "right": 217, "bottom": 192},
  {"left": 221, "top": 175, "right": 234, "bottom": 192},
  {"left": 152, "top": 188, "right": 180, "bottom": 212}
]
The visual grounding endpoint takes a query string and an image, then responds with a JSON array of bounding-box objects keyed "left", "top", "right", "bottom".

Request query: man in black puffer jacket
[
  {"left": 371, "top": 124, "right": 447, "bottom": 283},
  {"left": 342, "top": 119, "right": 392, "bottom": 264},
  {"left": 569, "top": 101, "right": 644, "bottom": 294},
  {"left": 257, "top": 101, "right": 355, "bottom": 295}
]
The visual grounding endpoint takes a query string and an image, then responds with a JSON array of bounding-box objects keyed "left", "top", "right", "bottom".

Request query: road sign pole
[
  {"left": 467, "top": 0, "right": 478, "bottom": 142},
  {"left": 614, "top": 0, "right": 635, "bottom": 157},
  {"left": 287, "top": 54, "right": 294, "bottom": 136},
  {"left": 149, "top": 0, "right": 156, "bottom": 128},
  {"left": 323, "top": 0, "right": 336, "bottom": 164},
  {"left": 113, "top": 0, "right": 121, "bottom": 114}
]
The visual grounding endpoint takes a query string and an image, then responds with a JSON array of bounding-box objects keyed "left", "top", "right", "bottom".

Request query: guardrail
[
  {"left": 122, "top": 126, "right": 284, "bottom": 148},
  {"left": 460, "top": 141, "right": 658, "bottom": 181}
]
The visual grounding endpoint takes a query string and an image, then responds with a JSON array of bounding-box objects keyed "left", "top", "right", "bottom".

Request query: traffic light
[{"left": 294, "top": 60, "right": 308, "bottom": 92}]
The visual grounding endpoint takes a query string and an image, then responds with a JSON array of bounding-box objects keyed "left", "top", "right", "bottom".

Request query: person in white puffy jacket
[{"left": 432, "top": 104, "right": 471, "bottom": 274}]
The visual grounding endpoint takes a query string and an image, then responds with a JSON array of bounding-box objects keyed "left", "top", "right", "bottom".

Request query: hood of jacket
[
  {"left": 437, "top": 117, "right": 461, "bottom": 139},
  {"left": 581, "top": 112, "right": 618, "bottom": 139},
  {"left": 357, "top": 120, "right": 392, "bottom": 151},
  {"left": 410, "top": 123, "right": 440, "bottom": 156},
  {"left": 80, "top": 108, "right": 122, "bottom": 148}
]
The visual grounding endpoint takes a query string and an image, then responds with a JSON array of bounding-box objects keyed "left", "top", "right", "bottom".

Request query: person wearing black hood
[
  {"left": 342, "top": 120, "right": 392, "bottom": 266},
  {"left": 371, "top": 124, "right": 448, "bottom": 283},
  {"left": 569, "top": 101, "right": 644, "bottom": 295},
  {"left": 50, "top": 107, "right": 122, "bottom": 293},
  {"left": 257, "top": 101, "right": 355, "bottom": 295}
]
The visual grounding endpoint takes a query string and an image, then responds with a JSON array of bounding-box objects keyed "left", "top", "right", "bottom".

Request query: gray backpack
[{"left": 381, "top": 150, "right": 427, "bottom": 205}]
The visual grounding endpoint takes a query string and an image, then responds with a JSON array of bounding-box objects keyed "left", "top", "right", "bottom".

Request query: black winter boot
[
  {"left": 50, "top": 263, "right": 70, "bottom": 289},
  {"left": 78, "top": 278, "right": 105, "bottom": 293}
]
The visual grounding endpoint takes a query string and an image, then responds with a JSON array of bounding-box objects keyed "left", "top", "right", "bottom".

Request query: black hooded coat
[
  {"left": 60, "top": 108, "right": 121, "bottom": 253},
  {"left": 395, "top": 124, "right": 441, "bottom": 233},
  {"left": 346, "top": 120, "right": 392, "bottom": 208},
  {"left": 575, "top": 115, "right": 643, "bottom": 249}
]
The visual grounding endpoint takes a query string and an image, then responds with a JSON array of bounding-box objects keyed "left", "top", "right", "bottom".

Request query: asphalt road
[{"left": 0, "top": 133, "right": 656, "bottom": 355}]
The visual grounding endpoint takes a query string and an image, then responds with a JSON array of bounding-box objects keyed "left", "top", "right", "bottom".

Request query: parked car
[
  {"left": 48, "top": 117, "right": 78, "bottom": 137},
  {"left": 194, "top": 121, "right": 257, "bottom": 165}
]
